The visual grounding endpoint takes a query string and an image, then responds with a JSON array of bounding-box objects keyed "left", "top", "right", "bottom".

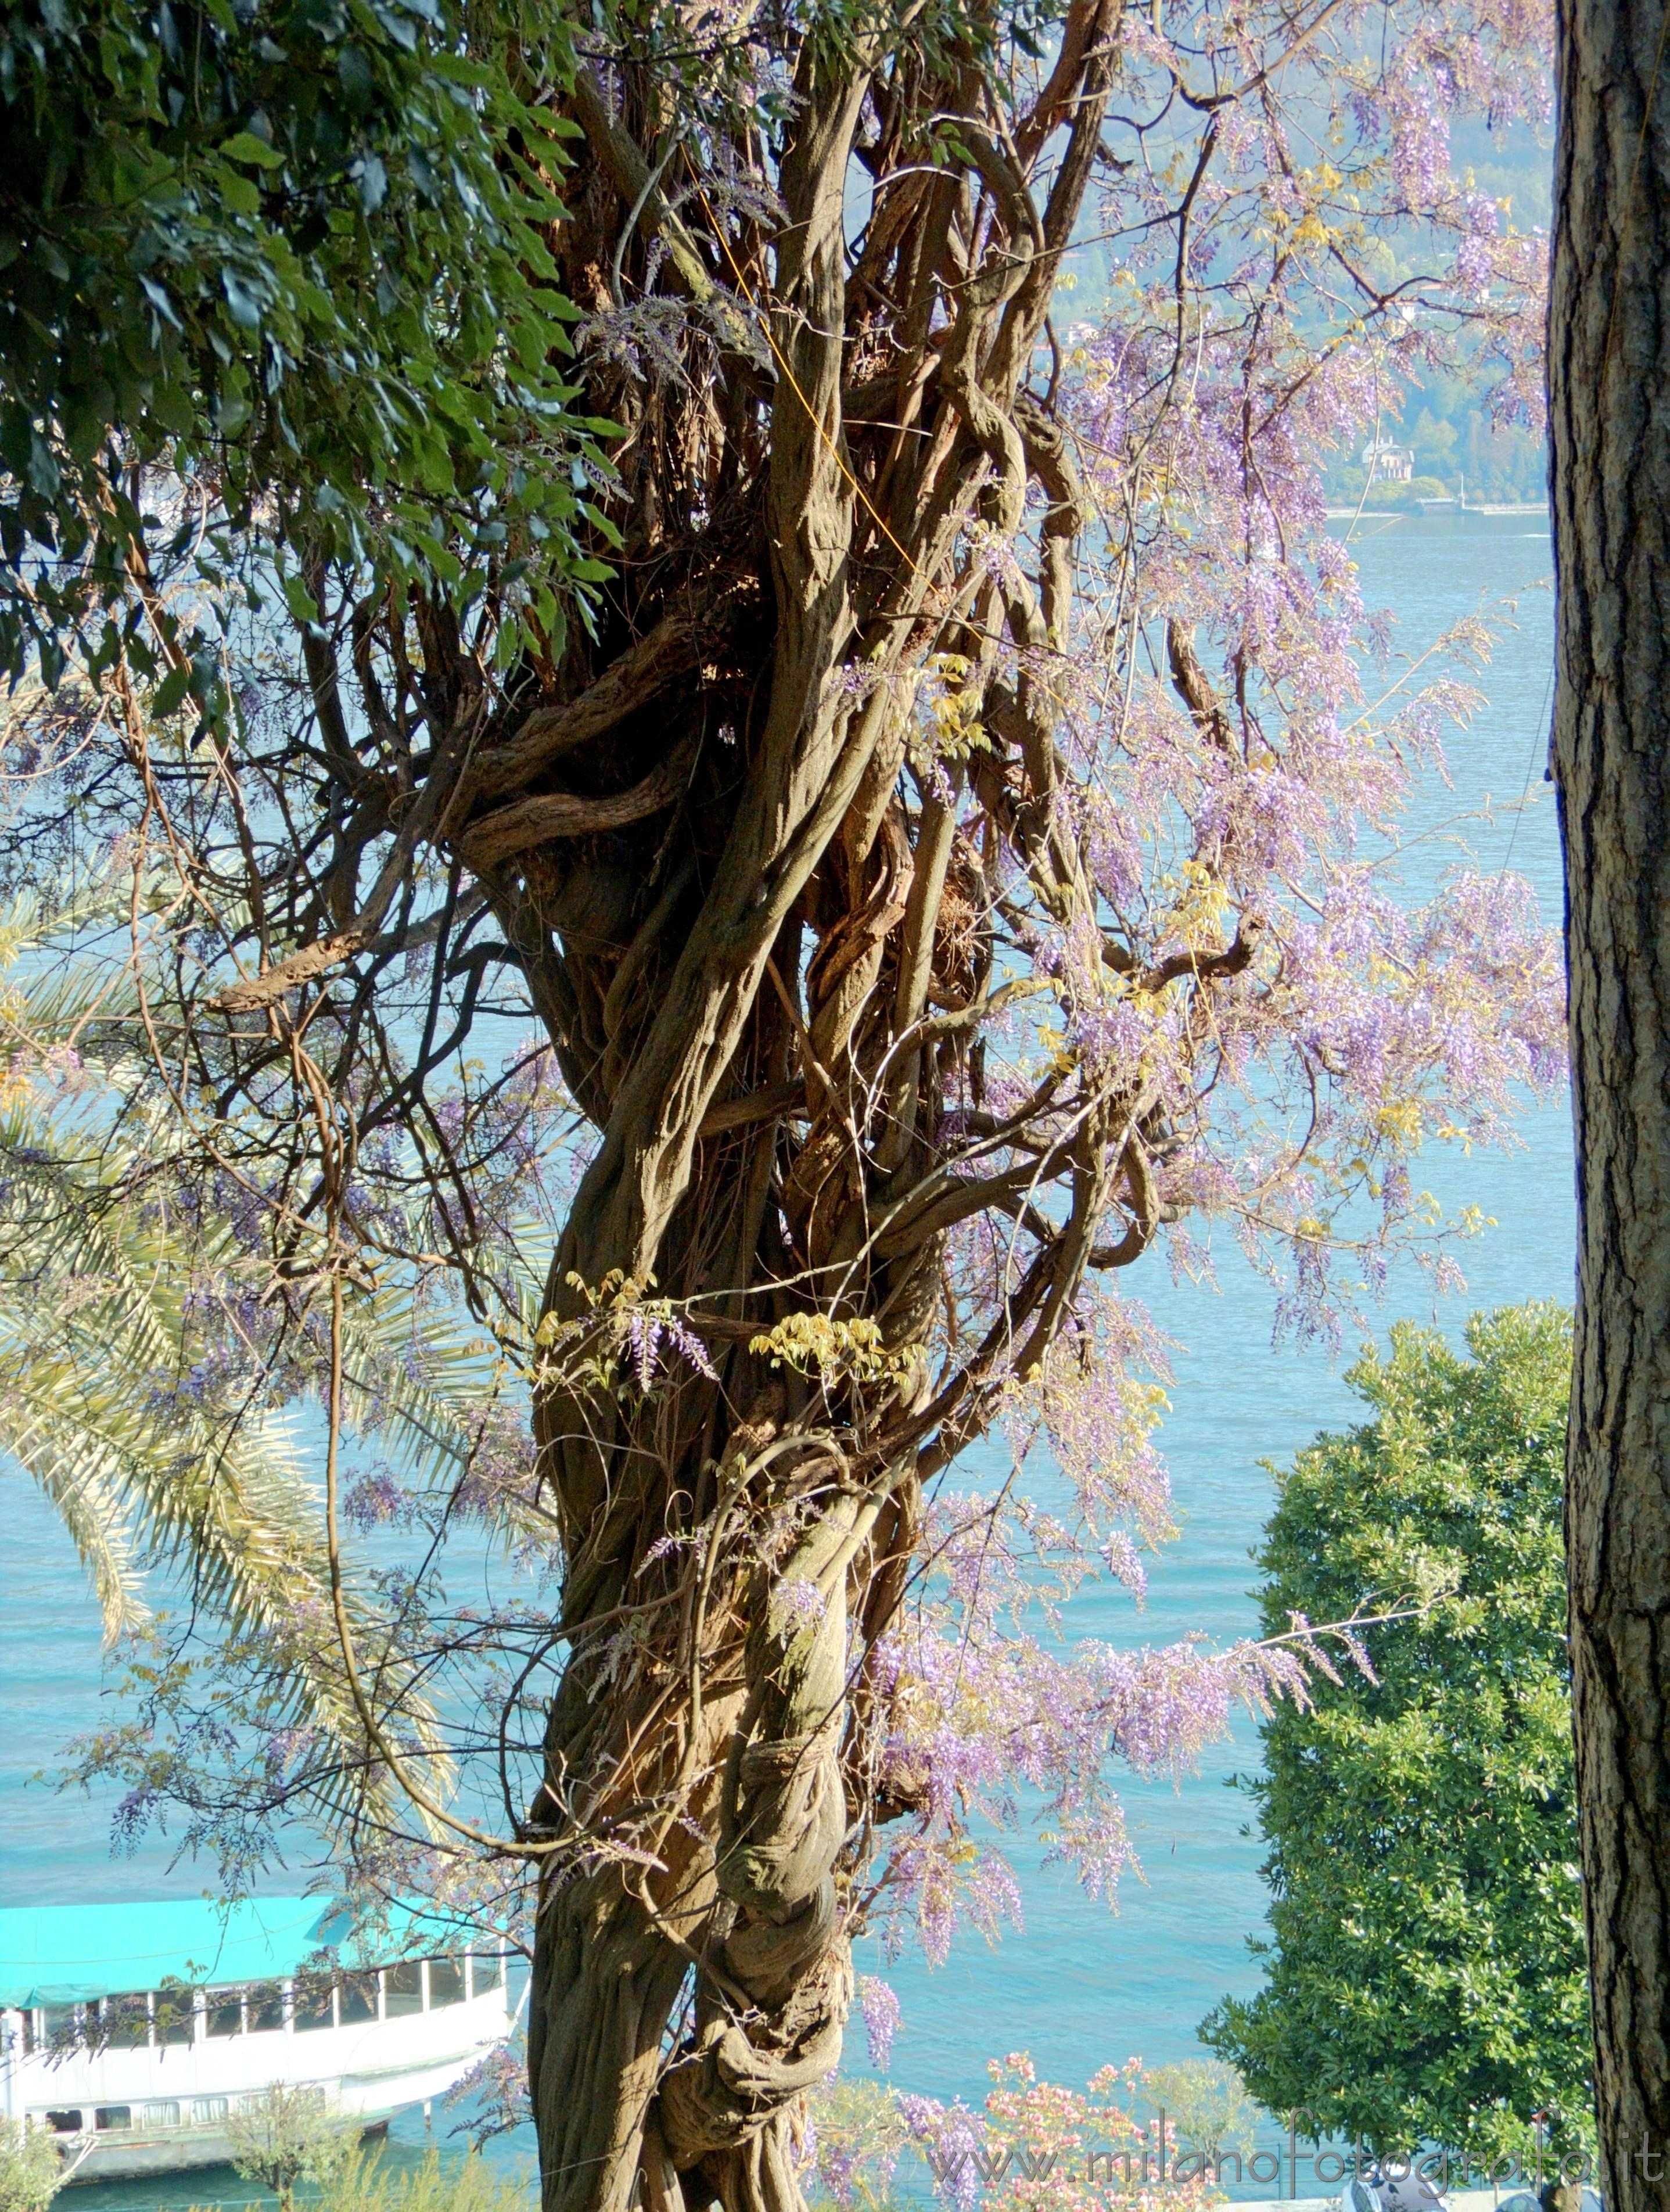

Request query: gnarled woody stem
[
  {"left": 530, "top": 1470, "right": 873, "bottom": 2212},
  {"left": 515, "top": 8, "right": 1135, "bottom": 2207},
  {"left": 530, "top": 1871, "right": 703, "bottom": 2212},
  {"left": 658, "top": 1498, "right": 868, "bottom": 2188}
]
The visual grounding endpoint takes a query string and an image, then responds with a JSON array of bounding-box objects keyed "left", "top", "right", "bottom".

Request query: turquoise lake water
[{"left": 1, "top": 515, "right": 1569, "bottom": 2196}]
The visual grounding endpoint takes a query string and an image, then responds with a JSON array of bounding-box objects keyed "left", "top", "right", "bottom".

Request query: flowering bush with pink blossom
[{"left": 871, "top": 2056, "right": 1224, "bottom": 2212}]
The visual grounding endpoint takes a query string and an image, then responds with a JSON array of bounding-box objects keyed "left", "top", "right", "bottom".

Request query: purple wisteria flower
[{"left": 857, "top": 1976, "right": 902, "bottom": 2072}]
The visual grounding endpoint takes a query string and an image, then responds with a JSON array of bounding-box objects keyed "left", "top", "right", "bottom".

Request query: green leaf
[
  {"left": 336, "top": 42, "right": 375, "bottom": 101},
  {"left": 217, "top": 168, "right": 263, "bottom": 218},
  {"left": 280, "top": 572, "right": 319, "bottom": 624},
  {"left": 220, "top": 131, "right": 286, "bottom": 169},
  {"left": 150, "top": 663, "right": 193, "bottom": 717}
]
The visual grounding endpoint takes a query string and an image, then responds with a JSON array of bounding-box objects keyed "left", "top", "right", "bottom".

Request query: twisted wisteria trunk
[
  {"left": 503, "top": 19, "right": 1132, "bottom": 2204},
  {"left": 520, "top": 45, "right": 881, "bottom": 2206},
  {"left": 657, "top": 1515, "right": 860, "bottom": 2209},
  {"left": 527, "top": 1396, "right": 868, "bottom": 2212}
]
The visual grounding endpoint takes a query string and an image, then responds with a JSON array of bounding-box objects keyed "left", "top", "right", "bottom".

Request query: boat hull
[{"left": 5, "top": 1987, "right": 512, "bottom": 2181}]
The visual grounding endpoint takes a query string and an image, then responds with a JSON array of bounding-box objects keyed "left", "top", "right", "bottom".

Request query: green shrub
[
  {"left": 1202, "top": 1306, "right": 1592, "bottom": 2166},
  {"left": 1140, "top": 2062, "right": 1259, "bottom": 2163},
  {"left": 196, "top": 2134, "right": 534, "bottom": 2212},
  {"left": 0, "top": 2119, "right": 65, "bottom": 2212},
  {"left": 227, "top": 2087, "right": 358, "bottom": 2210},
  {"left": 315, "top": 2143, "right": 534, "bottom": 2212}
]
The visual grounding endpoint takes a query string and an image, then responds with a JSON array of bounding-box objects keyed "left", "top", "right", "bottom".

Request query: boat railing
[{"left": 6, "top": 1947, "right": 507, "bottom": 2070}]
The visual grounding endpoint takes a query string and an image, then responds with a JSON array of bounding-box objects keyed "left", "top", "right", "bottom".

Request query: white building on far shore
[{"left": 1360, "top": 435, "right": 1414, "bottom": 483}]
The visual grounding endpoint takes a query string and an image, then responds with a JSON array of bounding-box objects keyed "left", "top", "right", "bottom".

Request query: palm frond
[
  {"left": 0, "top": 905, "right": 550, "bottom": 1837},
  {"left": 0, "top": 1111, "right": 455, "bottom": 1827}
]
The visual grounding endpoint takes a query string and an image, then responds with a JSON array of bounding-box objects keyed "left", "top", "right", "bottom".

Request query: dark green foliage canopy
[
  {"left": 0, "top": 0, "right": 609, "bottom": 689},
  {"left": 1202, "top": 1305, "right": 1591, "bottom": 2163}
]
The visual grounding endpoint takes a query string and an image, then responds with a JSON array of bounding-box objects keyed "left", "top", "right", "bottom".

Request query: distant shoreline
[{"left": 1323, "top": 502, "right": 1550, "bottom": 522}]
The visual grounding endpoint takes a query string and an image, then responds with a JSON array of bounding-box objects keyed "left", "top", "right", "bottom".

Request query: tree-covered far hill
[
  {"left": 1055, "top": 107, "right": 1552, "bottom": 507},
  {"left": 1203, "top": 1305, "right": 1591, "bottom": 2168},
  {"left": 1333, "top": 116, "right": 1553, "bottom": 506}
]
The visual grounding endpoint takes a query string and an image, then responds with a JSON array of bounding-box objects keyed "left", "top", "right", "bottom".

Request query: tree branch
[{"left": 457, "top": 737, "right": 701, "bottom": 869}]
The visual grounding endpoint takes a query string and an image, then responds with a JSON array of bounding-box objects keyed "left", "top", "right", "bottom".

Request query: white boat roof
[{"left": 0, "top": 1896, "right": 491, "bottom": 2008}]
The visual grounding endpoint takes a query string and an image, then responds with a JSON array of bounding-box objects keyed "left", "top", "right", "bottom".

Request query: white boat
[{"left": 0, "top": 1896, "right": 513, "bottom": 2181}]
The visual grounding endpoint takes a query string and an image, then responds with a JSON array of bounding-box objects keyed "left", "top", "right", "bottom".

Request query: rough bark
[
  {"left": 1550, "top": 0, "right": 1670, "bottom": 2193},
  {"left": 505, "top": 30, "right": 1135, "bottom": 2209}
]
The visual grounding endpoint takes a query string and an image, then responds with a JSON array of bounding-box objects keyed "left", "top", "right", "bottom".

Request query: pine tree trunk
[{"left": 1550, "top": 0, "right": 1670, "bottom": 2192}]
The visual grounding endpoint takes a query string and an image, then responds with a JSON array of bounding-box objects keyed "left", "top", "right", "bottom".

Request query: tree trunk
[
  {"left": 529, "top": 1872, "right": 699, "bottom": 2212},
  {"left": 505, "top": 24, "right": 1124, "bottom": 2203},
  {"left": 219, "top": 8, "right": 1134, "bottom": 2206},
  {"left": 1550, "top": 0, "right": 1670, "bottom": 2193}
]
